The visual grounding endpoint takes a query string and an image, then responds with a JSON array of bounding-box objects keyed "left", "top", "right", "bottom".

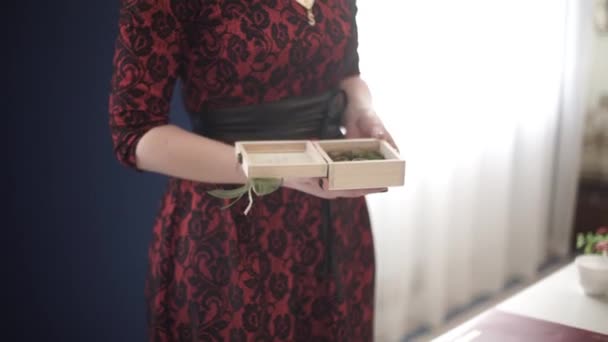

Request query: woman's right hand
[{"left": 282, "top": 178, "right": 387, "bottom": 199}]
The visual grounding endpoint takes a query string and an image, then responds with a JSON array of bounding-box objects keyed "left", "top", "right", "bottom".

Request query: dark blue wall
[{"left": 9, "top": 1, "right": 188, "bottom": 341}]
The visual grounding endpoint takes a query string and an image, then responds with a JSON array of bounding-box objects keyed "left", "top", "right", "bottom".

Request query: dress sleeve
[
  {"left": 343, "top": 0, "right": 360, "bottom": 77},
  {"left": 108, "top": 0, "right": 183, "bottom": 170}
]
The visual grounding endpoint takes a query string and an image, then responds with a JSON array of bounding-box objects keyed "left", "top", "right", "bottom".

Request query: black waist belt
[
  {"left": 190, "top": 89, "right": 346, "bottom": 142},
  {"left": 189, "top": 88, "right": 346, "bottom": 279}
]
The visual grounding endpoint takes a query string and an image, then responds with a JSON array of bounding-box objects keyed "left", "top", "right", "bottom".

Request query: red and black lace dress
[{"left": 108, "top": 1, "right": 375, "bottom": 341}]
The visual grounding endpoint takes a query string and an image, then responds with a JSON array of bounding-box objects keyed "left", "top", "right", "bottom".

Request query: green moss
[{"left": 327, "top": 149, "right": 385, "bottom": 162}]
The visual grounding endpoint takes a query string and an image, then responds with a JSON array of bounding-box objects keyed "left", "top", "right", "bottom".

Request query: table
[{"left": 432, "top": 262, "right": 608, "bottom": 341}]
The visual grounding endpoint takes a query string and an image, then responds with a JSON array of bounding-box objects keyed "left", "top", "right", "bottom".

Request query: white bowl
[{"left": 575, "top": 254, "right": 608, "bottom": 296}]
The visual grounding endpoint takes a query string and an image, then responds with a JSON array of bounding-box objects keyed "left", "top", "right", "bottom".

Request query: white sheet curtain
[{"left": 356, "top": 1, "right": 593, "bottom": 340}]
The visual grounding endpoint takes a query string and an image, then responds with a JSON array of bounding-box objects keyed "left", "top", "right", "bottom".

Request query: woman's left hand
[{"left": 344, "top": 109, "right": 399, "bottom": 152}]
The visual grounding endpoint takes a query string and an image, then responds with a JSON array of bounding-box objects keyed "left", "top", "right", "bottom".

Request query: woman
[{"left": 108, "top": 0, "right": 396, "bottom": 341}]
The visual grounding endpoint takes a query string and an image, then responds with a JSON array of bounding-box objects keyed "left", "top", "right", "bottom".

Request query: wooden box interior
[
  {"left": 314, "top": 139, "right": 405, "bottom": 190},
  {"left": 235, "top": 141, "right": 327, "bottom": 179}
]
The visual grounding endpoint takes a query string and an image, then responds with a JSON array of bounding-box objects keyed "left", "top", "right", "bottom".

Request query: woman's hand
[
  {"left": 283, "top": 178, "right": 387, "bottom": 199},
  {"left": 344, "top": 108, "right": 399, "bottom": 151},
  {"left": 339, "top": 76, "right": 399, "bottom": 151}
]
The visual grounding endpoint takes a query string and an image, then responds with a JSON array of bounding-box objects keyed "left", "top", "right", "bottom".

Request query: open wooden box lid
[
  {"left": 234, "top": 140, "right": 328, "bottom": 179},
  {"left": 235, "top": 138, "right": 405, "bottom": 190}
]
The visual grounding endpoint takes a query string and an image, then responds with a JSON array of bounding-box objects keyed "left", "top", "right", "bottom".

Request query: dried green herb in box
[{"left": 327, "top": 149, "right": 385, "bottom": 162}]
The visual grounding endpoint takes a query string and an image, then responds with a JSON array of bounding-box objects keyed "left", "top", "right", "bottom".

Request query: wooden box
[
  {"left": 314, "top": 139, "right": 405, "bottom": 190},
  {"left": 235, "top": 138, "right": 405, "bottom": 190}
]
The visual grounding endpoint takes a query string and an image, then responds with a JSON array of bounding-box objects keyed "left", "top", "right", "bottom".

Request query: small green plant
[
  {"left": 576, "top": 226, "right": 608, "bottom": 257},
  {"left": 207, "top": 178, "right": 282, "bottom": 215}
]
